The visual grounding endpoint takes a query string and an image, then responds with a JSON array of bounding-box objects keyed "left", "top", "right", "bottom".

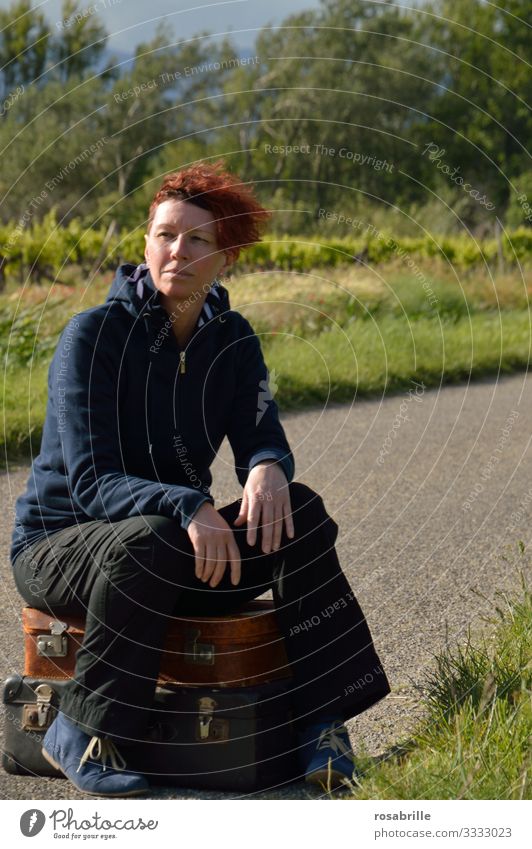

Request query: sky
[{"left": 13, "top": 0, "right": 324, "bottom": 54}]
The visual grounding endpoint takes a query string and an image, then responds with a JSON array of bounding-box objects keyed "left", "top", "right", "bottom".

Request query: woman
[{"left": 11, "top": 161, "right": 390, "bottom": 797}]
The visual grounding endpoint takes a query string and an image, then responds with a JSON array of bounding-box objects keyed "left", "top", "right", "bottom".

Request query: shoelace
[
  {"left": 76, "top": 737, "right": 127, "bottom": 774},
  {"left": 316, "top": 722, "right": 356, "bottom": 762}
]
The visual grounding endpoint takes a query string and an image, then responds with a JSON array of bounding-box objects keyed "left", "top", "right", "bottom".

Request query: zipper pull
[{"left": 179, "top": 351, "right": 186, "bottom": 374}]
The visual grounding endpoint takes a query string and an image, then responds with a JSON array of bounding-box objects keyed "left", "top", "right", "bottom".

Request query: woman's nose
[{"left": 170, "top": 234, "right": 188, "bottom": 258}]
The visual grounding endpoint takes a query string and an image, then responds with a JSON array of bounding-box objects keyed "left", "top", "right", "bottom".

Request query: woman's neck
[{"left": 160, "top": 293, "right": 207, "bottom": 348}]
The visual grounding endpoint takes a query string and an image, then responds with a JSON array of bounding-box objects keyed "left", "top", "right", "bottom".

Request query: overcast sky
[{"left": 15, "top": 0, "right": 323, "bottom": 53}]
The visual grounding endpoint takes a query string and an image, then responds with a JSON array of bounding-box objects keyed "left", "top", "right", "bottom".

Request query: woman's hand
[
  {"left": 187, "top": 503, "right": 242, "bottom": 588},
  {"left": 233, "top": 461, "right": 295, "bottom": 553}
]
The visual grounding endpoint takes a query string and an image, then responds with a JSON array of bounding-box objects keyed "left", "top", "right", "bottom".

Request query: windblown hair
[{"left": 147, "top": 161, "right": 271, "bottom": 262}]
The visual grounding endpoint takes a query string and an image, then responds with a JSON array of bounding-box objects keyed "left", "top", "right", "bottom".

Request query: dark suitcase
[
  {"left": 21, "top": 600, "right": 291, "bottom": 687},
  {"left": 2, "top": 674, "right": 298, "bottom": 791},
  {"left": 130, "top": 681, "right": 298, "bottom": 790}
]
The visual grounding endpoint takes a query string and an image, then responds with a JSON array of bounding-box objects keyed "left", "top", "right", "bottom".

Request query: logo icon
[
  {"left": 256, "top": 368, "right": 279, "bottom": 425},
  {"left": 20, "top": 809, "right": 46, "bottom": 837}
]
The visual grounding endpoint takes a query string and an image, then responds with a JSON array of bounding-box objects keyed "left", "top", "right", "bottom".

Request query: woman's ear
[
  {"left": 220, "top": 252, "right": 234, "bottom": 276},
  {"left": 144, "top": 233, "right": 149, "bottom": 264}
]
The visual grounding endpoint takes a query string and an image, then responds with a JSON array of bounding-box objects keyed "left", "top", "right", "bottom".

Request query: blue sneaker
[
  {"left": 298, "top": 718, "right": 358, "bottom": 788},
  {"left": 42, "top": 711, "right": 149, "bottom": 797}
]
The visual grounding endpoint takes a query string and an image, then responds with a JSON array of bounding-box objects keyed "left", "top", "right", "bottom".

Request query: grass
[
  {"left": 1, "top": 259, "right": 531, "bottom": 466},
  {"left": 344, "top": 562, "right": 531, "bottom": 800}
]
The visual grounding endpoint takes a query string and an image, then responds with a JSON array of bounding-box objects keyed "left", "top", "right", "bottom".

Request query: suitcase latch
[
  {"left": 196, "top": 696, "right": 230, "bottom": 742},
  {"left": 36, "top": 620, "right": 68, "bottom": 657},
  {"left": 23, "top": 683, "right": 55, "bottom": 731},
  {"left": 185, "top": 628, "right": 215, "bottom": 665},
  {"left": 198, "top": 696, "right": 216, "bottom": 739}
]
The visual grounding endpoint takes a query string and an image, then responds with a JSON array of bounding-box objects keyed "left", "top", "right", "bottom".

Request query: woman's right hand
[{"left": 187, "top": 502, "right": 241, "bottom": 587}]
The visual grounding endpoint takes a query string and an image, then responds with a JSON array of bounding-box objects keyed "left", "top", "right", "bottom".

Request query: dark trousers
[{"left": 13, "top": 482, "right": 390, "bottom": 741}]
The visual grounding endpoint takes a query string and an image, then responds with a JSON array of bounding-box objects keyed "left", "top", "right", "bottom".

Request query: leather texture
[{"left": 22, "top": 600, "right": 291, "bottom": 687}]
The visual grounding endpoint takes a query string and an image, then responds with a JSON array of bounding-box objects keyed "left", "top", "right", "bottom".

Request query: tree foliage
[{"left": 0, "top": 0, "right": 530, "bottom": 261}]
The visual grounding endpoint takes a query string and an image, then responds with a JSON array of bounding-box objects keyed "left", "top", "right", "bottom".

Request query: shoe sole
[{"left": 41, "top": 747, "right": 149, "bottom": 798}]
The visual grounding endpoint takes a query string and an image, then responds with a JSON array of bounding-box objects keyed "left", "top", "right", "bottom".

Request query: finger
[
  {"left": 194, "top": 540, "right": 206, "bottom": 581},
  {"left": 233, "top": 494, "right": 248, "bottom": 526},
  {"left": 283, "top": 497, "right": 295, "bottom": 539},
  {"left": 271, "top": 503, "right": 285, "bottom": 551},
  {"left": 259, "top": 502, "right": 275, "bottom": 554},
  {"left": 228, "top": 538, "right": 241, "bottom": 586},
  {"left": 201, "top": 543, "right": 217, "bottom": 583},
  {"left": 246, "top": 500, "right": 262, "bottom": 548},
  {"left": 209, "top": 545, "right": 228, "bottom": 588}
]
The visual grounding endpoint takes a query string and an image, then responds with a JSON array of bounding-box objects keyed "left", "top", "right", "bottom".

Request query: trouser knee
[
  {"left": 105, "top": 514, "right": 190, "bottom": 584},
  {"left": 287, "top": 481, "right": 335, "bottom": 535}
]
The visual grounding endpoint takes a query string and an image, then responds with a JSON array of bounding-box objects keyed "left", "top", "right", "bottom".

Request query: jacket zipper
[{"left": 176, "top": 349, "right": 185, "bottom": 439}]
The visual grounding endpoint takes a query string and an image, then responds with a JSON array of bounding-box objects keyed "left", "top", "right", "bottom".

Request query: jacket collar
[{"left": 106, "top": 262, "right": 231, "bottom": 328}]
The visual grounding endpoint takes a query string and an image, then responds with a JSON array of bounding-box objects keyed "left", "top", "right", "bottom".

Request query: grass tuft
[{"left": 346, "top": 566, "right": 532, "bottom": 800}]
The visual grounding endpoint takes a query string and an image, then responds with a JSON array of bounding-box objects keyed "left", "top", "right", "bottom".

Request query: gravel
[{"left": 1, "top": 373, "right": 531, "bottom": 799}]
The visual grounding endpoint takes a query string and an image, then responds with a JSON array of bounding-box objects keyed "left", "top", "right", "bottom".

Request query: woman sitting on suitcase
[{"left": 11, "top": 161, "right": 390, "bottom": 796}]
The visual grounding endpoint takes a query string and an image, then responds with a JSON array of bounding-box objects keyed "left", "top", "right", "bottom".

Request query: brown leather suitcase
[{"left": 22, "top": 600, "right": 292, "bottom": 688}]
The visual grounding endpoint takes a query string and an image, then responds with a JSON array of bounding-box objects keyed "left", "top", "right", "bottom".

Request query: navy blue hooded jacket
[{"left": 11, "top": 263, "right": 294, "bottom": 564}]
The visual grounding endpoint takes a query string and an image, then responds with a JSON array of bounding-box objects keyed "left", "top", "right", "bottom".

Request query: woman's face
[{"left": 144, "top": 199, "right": 232, "bottom": 311}]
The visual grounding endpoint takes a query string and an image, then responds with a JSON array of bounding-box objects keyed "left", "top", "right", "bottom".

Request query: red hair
[{"left": 147, "top": 161, "right": 271, "bottom": 262}]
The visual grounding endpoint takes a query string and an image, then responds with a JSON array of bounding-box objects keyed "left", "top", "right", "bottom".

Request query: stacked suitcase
[{"left": 3, "top": 601, "right": 299, "bottom": 791}]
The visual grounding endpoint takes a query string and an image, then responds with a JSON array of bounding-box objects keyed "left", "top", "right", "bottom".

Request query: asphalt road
[{"left": 1, "top": 373, "right": 531, "bottom": 800}]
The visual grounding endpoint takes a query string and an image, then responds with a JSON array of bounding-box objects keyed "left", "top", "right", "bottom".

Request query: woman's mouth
[{"left": 163, "top": 269, "right": 193, "bottom": 278}]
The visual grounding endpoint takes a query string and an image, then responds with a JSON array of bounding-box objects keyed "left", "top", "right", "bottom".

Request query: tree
[
  {"left": 49, "top": 0, "right": 109, "bottom": 83},
  {"left": 0, "top": 0, "right": 50, "bottom": 95}
]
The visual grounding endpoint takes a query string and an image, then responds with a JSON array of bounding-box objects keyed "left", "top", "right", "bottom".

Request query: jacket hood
[{"left": 105, "top": 262, "right": 231, "bottom": 324}]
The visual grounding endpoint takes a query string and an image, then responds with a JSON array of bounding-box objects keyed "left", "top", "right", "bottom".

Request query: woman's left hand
[{"left": 233, "top": 461, "right": 295, "bottom": 553}]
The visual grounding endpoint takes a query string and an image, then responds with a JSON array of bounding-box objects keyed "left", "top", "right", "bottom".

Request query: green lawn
[{"left": 1, "top": 260, "right": 531, "bottom": 466}]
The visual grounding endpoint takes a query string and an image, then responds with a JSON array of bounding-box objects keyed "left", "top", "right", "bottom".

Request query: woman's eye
[{"left": 192, "top": 235, "right": 208, "bottom": 242}]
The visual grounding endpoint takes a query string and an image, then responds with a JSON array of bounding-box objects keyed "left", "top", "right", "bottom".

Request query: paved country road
[{"left": 1, "top": 373, "right": 531, "bottom": 800}]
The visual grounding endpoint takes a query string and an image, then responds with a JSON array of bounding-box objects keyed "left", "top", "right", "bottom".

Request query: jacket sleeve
[
  {"left": 226, "top": 317, "right": 295, "bottom": 488},
  {"left": 54, "top": 314, "right": 213, "bottom": 530}
]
